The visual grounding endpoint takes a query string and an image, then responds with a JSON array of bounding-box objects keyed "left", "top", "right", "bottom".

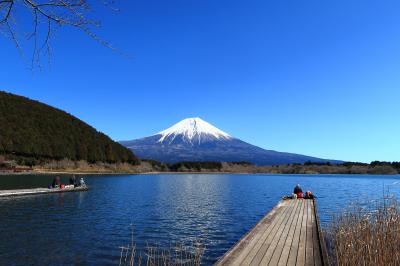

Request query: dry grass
[
  {"left": 118, "top": 228, "right": 204, "bottom": 266},
  {"left": 326, "top": 196, "right": 400, "bottom": 265},
  {"left": 36, "top": 159, "right": 148, "bottom": 174}
]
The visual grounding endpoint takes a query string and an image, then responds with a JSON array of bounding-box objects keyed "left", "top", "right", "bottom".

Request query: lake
[{"left": 1, "top": 173, "right": 400, "bottom": 265}]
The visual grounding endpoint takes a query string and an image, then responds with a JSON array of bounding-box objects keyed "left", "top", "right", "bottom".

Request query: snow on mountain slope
[
  {"left": 120, "top": 118, "right": 342, "bottom": 165},
  {"left": 157, "top": 117, "right": 232, "bottom": 145}
]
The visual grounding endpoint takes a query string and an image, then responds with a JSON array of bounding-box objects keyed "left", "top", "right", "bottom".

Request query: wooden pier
[
  {"left": 216, "top": 199, "right": 328, "bottom": 266},
  {"left": 0, "top": 185, "right": 88, "bottom": 198}
]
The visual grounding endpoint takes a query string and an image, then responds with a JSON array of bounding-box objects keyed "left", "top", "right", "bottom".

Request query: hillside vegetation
[
  {"left": 143, "top": 160, "right": 400, "bottom": 174},
  {"left": 0, "top": 91, "right": 139, "bottom": 165}
]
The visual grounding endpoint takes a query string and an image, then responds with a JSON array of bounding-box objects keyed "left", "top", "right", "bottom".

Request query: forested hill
[{"left": 0, "top": 91, "right": 139, "bottom": 164}]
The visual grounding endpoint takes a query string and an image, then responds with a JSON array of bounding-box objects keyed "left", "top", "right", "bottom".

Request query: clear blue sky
[{"left": 1, "top": 0, "right": 399, "bottom": 163}]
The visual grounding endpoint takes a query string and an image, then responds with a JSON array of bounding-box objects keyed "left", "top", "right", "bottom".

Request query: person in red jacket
[{"left": 293, "top": 184, "right": 303, "bottom": 198}]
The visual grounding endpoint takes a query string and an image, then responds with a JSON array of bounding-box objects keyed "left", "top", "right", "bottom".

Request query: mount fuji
[{"left": 120, "top": 118, "right": 340, "bottom": 165}]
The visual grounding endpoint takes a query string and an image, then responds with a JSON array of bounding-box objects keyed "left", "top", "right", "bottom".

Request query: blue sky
[{"left": 1, "top": 0, "right": 399, "bottom": 163}]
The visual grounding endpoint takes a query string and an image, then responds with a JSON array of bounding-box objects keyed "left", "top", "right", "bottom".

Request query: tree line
[{"left": 143, "top": 160, "right": 252, "bottom": 172}]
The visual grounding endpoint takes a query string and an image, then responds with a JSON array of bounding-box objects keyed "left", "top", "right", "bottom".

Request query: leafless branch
[{"left": 0, "top": 0, "right": 119, "bottom": 67}]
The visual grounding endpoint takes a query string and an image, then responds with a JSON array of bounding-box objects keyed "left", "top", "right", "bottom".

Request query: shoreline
[
  {"left": 1, "top": 170, "right": 399, "bottom": 176},
  {"left": 0, "top": 170, "right": 134, "bottom": 176}
]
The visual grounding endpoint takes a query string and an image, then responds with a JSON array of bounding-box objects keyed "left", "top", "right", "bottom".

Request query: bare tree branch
[
  {"left": 0, "top": 0, "right": 14, "bottom": 24},
  {"left": 0, "top": 0, "right": 119, "bottom": 67}
]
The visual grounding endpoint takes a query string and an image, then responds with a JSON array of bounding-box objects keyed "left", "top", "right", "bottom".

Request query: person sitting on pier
[
  {"left": 69, "top": 175, "right": 76, "bottom": 186},
  {"left": 52, "top": 176, "right": 61, "bottom": 188},
  {"left": 79, "top": 178, "right": 86, "bottom": 186},
  {"left": 293, "top": 184, "right": 303, "bottom": 198},
  {"left": 304, "top": 191, "right": 315, "bottom": 199}
]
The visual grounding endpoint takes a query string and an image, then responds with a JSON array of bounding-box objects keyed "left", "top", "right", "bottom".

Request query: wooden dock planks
[
  {"left": 215, "top": 199, "right": 326, "bottom": 266},
  {"left": 0, "top": 186, "right": 88, "bottom": 197}
]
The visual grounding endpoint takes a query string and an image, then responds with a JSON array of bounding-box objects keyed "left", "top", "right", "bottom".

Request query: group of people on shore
[{"left": 50, "top": 175, "right": 85, "bottom": 189}]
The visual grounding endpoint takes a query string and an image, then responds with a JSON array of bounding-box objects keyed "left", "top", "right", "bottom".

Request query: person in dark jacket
[
  {"left": 293, "top": 184, "right": 303, "bottom": 198},
  {"left": 52, "top": 176, "right": 61, "bottom": 188},
  {"left": 69, "top": 175, "right": 76, "bottom": 186}
]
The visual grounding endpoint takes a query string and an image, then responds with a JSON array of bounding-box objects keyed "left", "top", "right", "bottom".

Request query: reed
[
  {"left": 326, "top": 196, "right": 400, "bottom": 265},
  {"left": 118, "top": 228, "right": 204, "bottom": 266}
]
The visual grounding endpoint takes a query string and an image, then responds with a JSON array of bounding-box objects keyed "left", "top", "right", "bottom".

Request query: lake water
[{"left": 1, "top": 173, "right": 400, "bottom": 265}]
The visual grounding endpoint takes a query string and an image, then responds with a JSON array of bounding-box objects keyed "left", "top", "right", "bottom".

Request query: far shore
[
  {"left": 1, "top": 159, "right": 399, "bottom": 176},
  {"left": 0, "top": 170, "right": 269, "bottom": 175},
  {"left": 1, "top": 169, "right": 399, "bottom": 176}
]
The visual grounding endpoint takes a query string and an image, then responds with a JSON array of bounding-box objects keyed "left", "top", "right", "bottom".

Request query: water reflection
[{"left": 0, "top": 174, "right": 400, "bottom": 265}]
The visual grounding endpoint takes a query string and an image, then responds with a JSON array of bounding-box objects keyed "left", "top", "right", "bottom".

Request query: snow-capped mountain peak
[
  {"left": 120, "top": 118, "right": 341, "bottom": 165},
  {"left": 157, "top": 117, "right": 232, "bottom": 144}
]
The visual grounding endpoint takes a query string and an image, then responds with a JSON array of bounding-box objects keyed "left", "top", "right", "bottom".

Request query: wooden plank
[
  {"left": 237, "top": 200, "right": 293, "bottom": 265},
  {"left": 215, "top": 199, "right": 326, "bottom": 266},
  {"left": 244, "top": 200, "right": 294, "bottom": 265},
  {"left": 277, "top": 200, "right": 303, "bottom": 266},
  {"left": 229, "top": 201, "right": 291, "bottom": 265},
  {"left": 312, "top": 200, "right": 322, "bottom": 266},
  {"left": 216, "top": 200, "right": 291, "bottom": 266},
  {"left": 253, "top": 200, "right": 298, "bottom": 265},
  {"left": 0, "top": 186, "right": 88, "bottom": 197},
  {"left": 314, "top": 200, "right": 331, "bottom": 265},
  {"left": 265, "top": 199, "right": 301, "bottom": 265},
  {"left": 305, "top": 200, "right": 314, "bottom": 266},
  {"left": 250, "top": 202, "right": 294, "bottom": 266},
  {"left": 296, "top": 199, "right": 308, "bottom": 266},
  {"left": 286, "top": 199, "right": 305, "bottom": 266}
]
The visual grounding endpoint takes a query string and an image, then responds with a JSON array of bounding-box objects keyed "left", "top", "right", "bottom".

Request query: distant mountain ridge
[
  {"left": 120, "top": 117, "right": 341, "bottom": 165},
  {"left": 0, "top": 91, "right": 139, "bottom": 164}
]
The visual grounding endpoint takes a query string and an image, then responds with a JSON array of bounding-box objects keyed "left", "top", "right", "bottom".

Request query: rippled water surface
[{"left": 1, "top": 173, "right": 400, "bottom": 265}]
